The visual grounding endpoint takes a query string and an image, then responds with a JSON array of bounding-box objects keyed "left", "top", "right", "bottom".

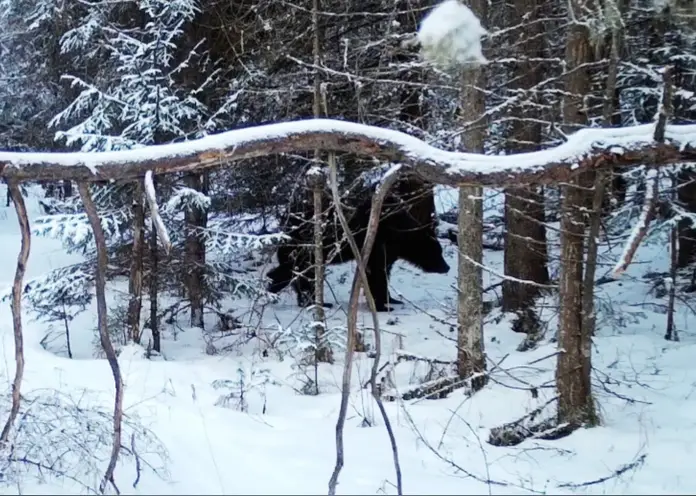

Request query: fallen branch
[
  {"left": 557, "top": 453, "right": 647, "bottom": 489},
  {"left": 613, "top": 67, "right": 673, "bottom": 278},
  {"left": 384, "top": 375, "right": 467, "bottom": 402},
  {"left": 611, "top": 168, "right": 659, "bottom": 278},
  {"left": 0, "top": 181, "right": 30, "bottom": 444},
  {"left": 487, "top": 395, "right": 584, "bottom": 447},
  {"left": 367, "top": 349, "right": 456, "bottom": 367},
  {"left": 78, "top": 182, "right": 124, "bottom": 495},
  {"left": 363, "top": 350, "right": 456, "bottom": 391},
  {"left": 144, "top": 171, "right": 172, "bottom": 254},
  {"left": 2, "top": 120, "right": 696, "bottom": 186}
]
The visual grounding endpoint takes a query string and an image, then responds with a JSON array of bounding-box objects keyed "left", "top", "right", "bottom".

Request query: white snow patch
[{"left": 0, "top": 183, "right": 694, "bottom": 494}]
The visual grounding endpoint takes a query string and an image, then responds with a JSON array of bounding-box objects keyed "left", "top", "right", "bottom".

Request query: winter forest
[{"left": 1, "top": 0, "right": 696, "bottom": 493}]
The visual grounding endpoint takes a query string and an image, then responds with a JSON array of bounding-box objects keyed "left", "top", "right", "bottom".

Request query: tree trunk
[
  {"left": 308, "top": 168, "right": 332, "bottom": 364},
  {"left": 556, "top": 3, "right": 598, "bottom": 428},
  {"left": 666, "top": 190, "right": 679, "bottom": 342},
  {"left": 456, "top": 0, "right": 488, "bottom": 391},
  {"left": 149, "top": 176, "right": 160, "bottom": 353},
  {"left": 502, "top": 0, "right": 549, "bottom": 315},
  {"left": 583, "top": 15, "right": 623, "bottom": 339},
  {"left": 503, "top": 188, "right": 549, "bottom": 313},
  {"left": 127, "top": 181, "right": 145, "bottom": 343},
  {"left": 677, "top": 167, "right": 696, "bottom": 268},
  {"left": 310, "top": 0, "right": 332, "bottom": 365},
  {"left": 184, "top": 172, "right": 208, "bottom": 329},
  {"left": 62, "top": 180, "right": 73, "bottom": 199}
]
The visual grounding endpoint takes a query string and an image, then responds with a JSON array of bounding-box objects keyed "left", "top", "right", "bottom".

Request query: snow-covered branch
[
  {"left": 611, "top": 168, "right": 659, "bottom": 278},
  {"left": 2, "top": 119, "right": 696, "bottom": 185},
  {"left": 144, "top": 171, "right": 172, "bottom": 253}
]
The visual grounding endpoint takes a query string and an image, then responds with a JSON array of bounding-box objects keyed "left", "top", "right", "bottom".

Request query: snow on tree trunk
[
  {"left": 456, "top": 0, "right": 487, "bottom": 391},
  {"left": 150, "top": 212, "right": 160, "bottom": 353},
  {"left": 556, "top": 2, "right": 598, "bottom": 428},
  {"left": 308, "top": 167, "right": 333, "bottom": 364}
]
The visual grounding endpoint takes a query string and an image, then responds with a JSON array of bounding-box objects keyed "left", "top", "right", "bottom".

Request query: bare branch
[
  {"left": 327, "top": 159, "right": 402, "bottom": 495},
  {"left": 611, "top": 169, "right": 659, "bottom": 278},
  {"left": 557, "top": 454, "right": 647, "bottom": 489},
  {"left": 1, "top": 120, "right": 696, "bottom": 186},
  {"left": 0, "top": 181, "right": 30, "bottom": 444},
  {"left": 77, "top": 182, "right": 124, "bottom": 495}
]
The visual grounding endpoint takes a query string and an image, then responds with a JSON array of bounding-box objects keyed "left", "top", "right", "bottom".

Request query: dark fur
[{"left": 266, "top": 175, "right": 450, "bottom": 312}]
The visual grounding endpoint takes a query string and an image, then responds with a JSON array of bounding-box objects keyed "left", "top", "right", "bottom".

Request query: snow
[
  {"left": 417, "top": 0, "right": 488, "bottom": 67},
  {"left": 0, "top": 185, "right": 696, "bottom": 494},
  {"left": 2, "top": 119, "right": 696, "bottom": 183}
]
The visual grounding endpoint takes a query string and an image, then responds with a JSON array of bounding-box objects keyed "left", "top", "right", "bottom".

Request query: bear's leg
[
  {"left": 366, "top": 245, "right": 393, "bottom": 312},
  {"left": 266, "top": 265, "right": 293, "bottom": 294},
  {"left": 267, "top": 245, "right": 295, "bottom": 294},
  {"left": 293, "top": 260, "right": 334, "bottom": 309}
]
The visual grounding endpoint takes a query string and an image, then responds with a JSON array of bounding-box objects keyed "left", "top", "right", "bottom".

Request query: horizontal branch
[{"left": 2, "top": 119, "right": 696, "bottom": 185}]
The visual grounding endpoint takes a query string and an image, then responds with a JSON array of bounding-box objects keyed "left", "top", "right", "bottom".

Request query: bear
[{"left": 266, "top": 173, "right": 450, "bottom": 312}]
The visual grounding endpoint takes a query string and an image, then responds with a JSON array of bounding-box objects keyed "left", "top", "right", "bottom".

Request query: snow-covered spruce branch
[
  {"left": 2, "top": 120, "right": 696, "bottom": 186},
  {"left": 199, "top": 227, "right": 288, "bottom": 255},
  {"left": 32, "top": 208, "right": 132, "bottom": 253}
]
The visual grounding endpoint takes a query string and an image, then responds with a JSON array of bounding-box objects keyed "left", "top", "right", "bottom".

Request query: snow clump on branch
[{"left": 417, "top": 0, "right": 488, "bottom": 69}]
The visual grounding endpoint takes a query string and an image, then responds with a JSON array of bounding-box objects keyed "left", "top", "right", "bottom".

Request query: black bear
[{"left": 266, "top": 173, "right": 450, "bottom": 312}]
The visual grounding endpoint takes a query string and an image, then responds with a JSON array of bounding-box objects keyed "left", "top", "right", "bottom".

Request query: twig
[
  {"left": 556, "top": 453, "right": 647, "bottom": 488},
  {"left": 398, "top": 400, "right": 511, "bottom": 489},
  {"left": 0, "top": 181, "right": 30, "bottom": 444},
  {"left": 78, "top": 182, "right": 124, "bottom": 495},
  {"left": 131, "top": 432, "right": 142, "bottom": 488}
]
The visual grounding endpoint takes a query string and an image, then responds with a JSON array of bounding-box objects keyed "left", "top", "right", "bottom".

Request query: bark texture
[
  {"left": 457, "top": 0, "right": 488, "bottom": 390},
  {"left": 556, "top": 4, "right": 599, "bottom": 427},
  {"left": 502, "top": 0, "right": 549, "bottom": 314}
]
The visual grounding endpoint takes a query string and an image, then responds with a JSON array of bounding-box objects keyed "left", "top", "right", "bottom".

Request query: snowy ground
[{"left": 0, "top": 184, "right": 694, "bottom": 495}]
